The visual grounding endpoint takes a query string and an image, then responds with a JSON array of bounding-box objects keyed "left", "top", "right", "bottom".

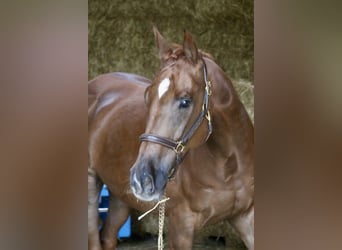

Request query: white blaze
[{"left": 158, "top": 78, "right": 170, "bottom": 99}]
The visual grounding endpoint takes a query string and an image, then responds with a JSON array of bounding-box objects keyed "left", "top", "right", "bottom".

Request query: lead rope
[
  {"left": 138, "top": 196, "right": 170, "bottom": 250},
  {"left": 158, "top": 200, "right": 166, "bottom": 249}
]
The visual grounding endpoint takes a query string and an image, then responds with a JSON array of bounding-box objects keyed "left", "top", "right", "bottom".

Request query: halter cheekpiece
[{"left": 140, "top": 58, "right": 213, "bottom": 179}]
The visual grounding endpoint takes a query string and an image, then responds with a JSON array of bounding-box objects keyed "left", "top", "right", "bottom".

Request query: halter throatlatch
[{"left": 140, "top": 59, "right": 213, "bottom": 180}]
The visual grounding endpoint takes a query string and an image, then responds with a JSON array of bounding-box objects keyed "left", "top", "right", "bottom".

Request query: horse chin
[{"left": 132, "top": 190, "right": 163, "bottom": 202}]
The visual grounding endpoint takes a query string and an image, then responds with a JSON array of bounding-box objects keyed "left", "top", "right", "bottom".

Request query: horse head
[{"left": 130, "top": 27, "right": 212, "bottom": 201}]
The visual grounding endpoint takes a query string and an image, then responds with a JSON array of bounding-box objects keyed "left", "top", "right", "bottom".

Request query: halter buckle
[
  {"left": 205, "top": 110, "right": 211, "bottom": 123},
  {"left": 205, "top": 80, "right": 212, "bottom": 96},
  {"left": 174, "top": 141, "right": 185, "bottom": 154}
]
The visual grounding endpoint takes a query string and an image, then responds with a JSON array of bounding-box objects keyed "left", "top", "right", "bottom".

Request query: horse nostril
[
  {"left": 142, "top": 175, "right": 151, "bottom": 186},
  {"left": 142, "top": 173, "right": 155, "bottom": 195}
]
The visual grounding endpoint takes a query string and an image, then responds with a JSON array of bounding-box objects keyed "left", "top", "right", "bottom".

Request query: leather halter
[{"left": 140, "top": 59, "right": 213, "bottom": 180}]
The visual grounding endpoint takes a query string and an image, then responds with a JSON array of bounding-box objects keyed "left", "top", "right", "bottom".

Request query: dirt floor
[{"left": 117, "top": 234, "right": 246, "bottom": 250}]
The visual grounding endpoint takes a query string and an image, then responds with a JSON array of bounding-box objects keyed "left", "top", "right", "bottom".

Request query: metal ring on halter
[{"left": 174, "top": 141, "right": 185, "bottom": 154}]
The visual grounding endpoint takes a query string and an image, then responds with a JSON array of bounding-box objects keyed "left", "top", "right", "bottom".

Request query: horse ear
[
  {"left": 153, "top": 26, "right": 172, "bottom": 62},
  {"left": 183, "top": 30, "right": 198, "bottom": 63}
]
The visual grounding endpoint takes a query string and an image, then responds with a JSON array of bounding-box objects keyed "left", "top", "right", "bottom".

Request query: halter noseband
[{"left": 139, "top": 59, "right": 213, "bottom": 180}]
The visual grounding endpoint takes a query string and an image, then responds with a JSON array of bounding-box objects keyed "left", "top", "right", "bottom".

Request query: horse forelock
[{"left": 162, "top": 43, "right": 214, "bottom": 66}]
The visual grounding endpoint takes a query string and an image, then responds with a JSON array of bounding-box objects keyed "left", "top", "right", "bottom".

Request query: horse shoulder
[{"left": 88, "top": 73, "right": 149, "bottom": 168}]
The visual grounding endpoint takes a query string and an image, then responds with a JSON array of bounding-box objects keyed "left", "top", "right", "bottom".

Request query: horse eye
[{"left": 179, "top": 97, "right": 192, "bottom": 109}]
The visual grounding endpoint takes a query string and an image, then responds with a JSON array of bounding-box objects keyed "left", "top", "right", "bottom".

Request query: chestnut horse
[{"left": 88, "top": 27, "right": 254, "bottom": 250}]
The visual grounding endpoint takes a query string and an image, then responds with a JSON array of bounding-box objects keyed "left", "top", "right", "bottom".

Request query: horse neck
[{"left": 204, "top": 57, "right": 254, "bottom": 162}]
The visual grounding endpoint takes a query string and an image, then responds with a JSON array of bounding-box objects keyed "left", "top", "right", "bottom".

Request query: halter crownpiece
[{"left": 140, "top": 58, "right": 212, "bottom": 179}]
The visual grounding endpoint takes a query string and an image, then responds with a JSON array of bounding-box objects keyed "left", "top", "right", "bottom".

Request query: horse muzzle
[{"left": 130, "top": 163, "right": 167, "bottom": 202}]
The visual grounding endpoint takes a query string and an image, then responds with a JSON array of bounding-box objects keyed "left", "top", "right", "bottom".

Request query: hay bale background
[
  {"left": 89, "top": 0, "right": 254, "bottom": 121},
  {"left": 89, "top": 0, "right": 253, "bottom": 246},
  {"left": 89, "top": 0, "right": 253, "bottom": 81}
]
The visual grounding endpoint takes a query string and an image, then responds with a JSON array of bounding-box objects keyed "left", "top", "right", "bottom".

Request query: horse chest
[
  {"left": 180, "top": 171, "right": 236, "bottom": 218},
  {"left": 184, "top": 186, "right": 236, "bottom": 229},
  {"left": 176, "top": 155, "right": 248, "bottom": 225}
]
